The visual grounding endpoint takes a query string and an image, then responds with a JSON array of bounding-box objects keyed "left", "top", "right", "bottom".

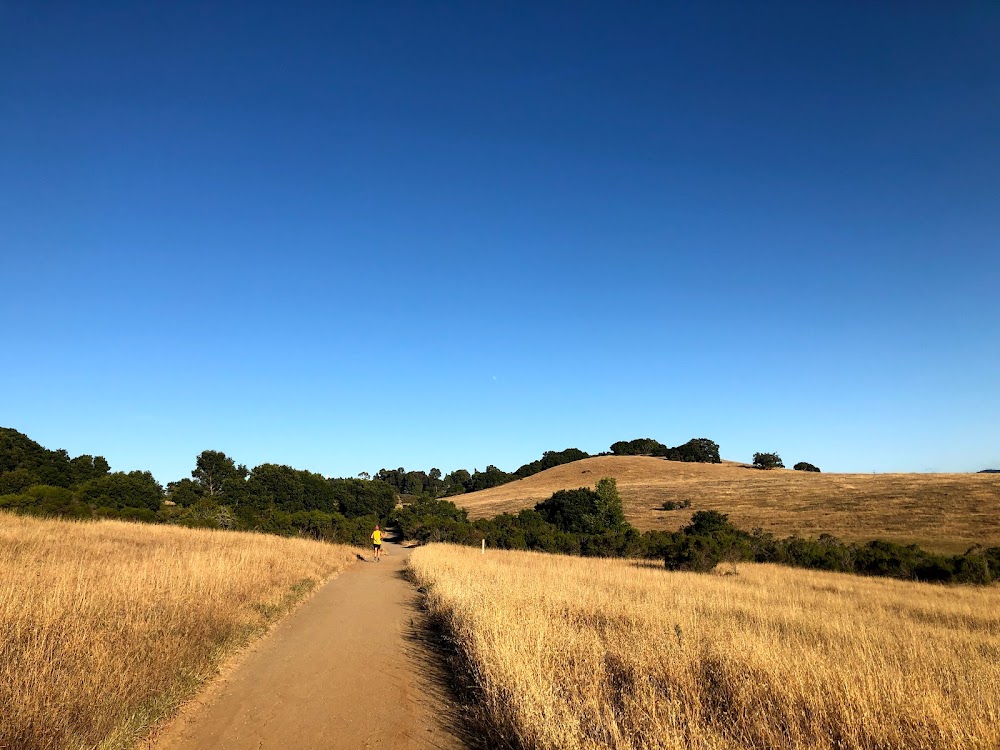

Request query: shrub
[
  {"left": 753, "top": 452, "right": 784, "bottom": 470},
  {"left": 662, "top": 511, "right": 754, "bottom": 572},
  {"left": 793, "top": 462, "right": 821, "bottom": 472},
  {"left": 662, "top": 499, "right": 692, "bottom": 510}
]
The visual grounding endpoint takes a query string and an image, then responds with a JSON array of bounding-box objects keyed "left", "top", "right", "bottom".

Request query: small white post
[{"left": 481, "top": 538, "right": 485, "bottom": 555}]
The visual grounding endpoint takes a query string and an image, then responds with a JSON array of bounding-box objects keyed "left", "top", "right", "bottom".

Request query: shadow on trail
[{"left": 395, "top": 566, "right": 520, "bottom": 750}]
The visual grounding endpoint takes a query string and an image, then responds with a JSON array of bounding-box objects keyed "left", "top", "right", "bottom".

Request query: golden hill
[{"left": 457, "top": 456, "right": 1000, "bottom": 554}]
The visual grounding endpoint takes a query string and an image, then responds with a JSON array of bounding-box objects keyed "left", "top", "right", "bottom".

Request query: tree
[
  {"left": 793, "top": 462, "right": 821, "bottom": 472},
  {"left": 465, "top": 465, "right": 513, "bottom": 492},
  {"left": 663, "top": 438, "right": 721, "bottom": 463},
  {"left": 594, "top": 477, "right": 627, "bottom": 531},
  {"left": 753, "top": 452, "right": 784, "bottom": 470},
  {"left": 331, "top": 478, "right": 396, "bottom": 519},
  {"left": 166, "top": 478, "right": 204, "bottom": 507},
  {"left": 444, "top": 469, "right": 471, "bottom": 495},
  {"left": 247, "top": 464, "right": 305, "bottom": 511},
  {"left": 610, "top": 438, "right": 668, "bottom": 456},
  {"left": 536, "top": 477, "right": 625, "bottom": 535},
  {"left": 662, "top": 511, "right": 753, "bottom": 572},
  {"left": 514, "top": 448, "right": 590, "bottom": 479},
  {"left": 78, "top": 471, "right": 164, "bottom": 512},
  {"left": 0, "top": 467, "right": 40, "bottom": 495},
  {"left": 70, "top": 454, "right": 111, "bottom": 484},
  {"left": 192, "top": 450, "right": 247, "bottom": 496}
]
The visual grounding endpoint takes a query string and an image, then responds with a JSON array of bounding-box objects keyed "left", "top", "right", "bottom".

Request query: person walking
[{"left": 370, "top": 525, "right": 383, "bottom": 562}]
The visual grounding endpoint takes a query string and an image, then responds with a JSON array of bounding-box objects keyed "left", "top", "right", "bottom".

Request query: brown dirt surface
[
  {"left": 151, "top": 541, "right": 469, "bottom": 750},
  {"left": 456, "top": 456, "right": 1000, "bottom": 553}
]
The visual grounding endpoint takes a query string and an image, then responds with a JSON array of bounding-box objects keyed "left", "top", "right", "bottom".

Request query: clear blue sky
[{"left": 2, "top": 1, "right": 997, "bottom": 482}]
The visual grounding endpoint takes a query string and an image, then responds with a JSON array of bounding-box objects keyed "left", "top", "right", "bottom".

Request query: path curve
[{"left": 154, "top": 541, "right": 467, "bottom": 750}]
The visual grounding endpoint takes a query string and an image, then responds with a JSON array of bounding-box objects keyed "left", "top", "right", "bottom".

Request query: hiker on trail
[{"left": 371, "top": 525, "right": 383, "bottom": 561}]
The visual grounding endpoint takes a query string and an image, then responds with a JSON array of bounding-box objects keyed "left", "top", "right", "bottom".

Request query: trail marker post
[{"left": 481, "top": 539, "right": 485, "bottom": 555}]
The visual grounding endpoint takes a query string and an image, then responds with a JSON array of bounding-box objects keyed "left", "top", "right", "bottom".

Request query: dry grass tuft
[
  {"left": 457, "top": 456, "right": 1000, "bottom": 553},
  {"left": 0, "top": 512, "right": 360, "bottom": 750},
  {"left": 410, "top": 543, "right": 1000, "bottom": 750}
]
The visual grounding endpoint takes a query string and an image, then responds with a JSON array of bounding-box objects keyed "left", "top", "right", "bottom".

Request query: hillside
[{"left": 456, "top": 456, "right": 1000, "bottom": 554}]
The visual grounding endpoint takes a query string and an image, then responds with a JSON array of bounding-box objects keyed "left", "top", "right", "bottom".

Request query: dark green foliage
[
  {"left": 535, "top": 477, "right": 625, "bottom": 536},
  {"left": 192, "top": 450, "right": 248, "bottom": 497},
  {"left": 396, "top": 477, "right": 630, "bottom": 556},
  {"left": 77, "top": 471, "right": 164, "bottom": 512},
  {"left": 70, "top": 454, "right": 111, "bottom": 484},
  {"left": 610, "top": 438, "right": 668, "bottom": 456},
  {"left": 0, "top": 468, "right": 40, "bottom": 495},
  {"left": 119, "top": 507, "right": 158, "bottom": 523},
  {"left": 247, "top": 464, "right": 306, "bottom": 511},
  {"left": 393, "top": 497, "right": 469, "bottom": 540},
  {"left": 443, "top": 469, "right": 471, "bottom": 495},
  {"left": 465, "top": 465, "right": 514, "bottom": 492},
  {"left": 166, "top": 478, "right": 205, "bottom": 507},
  {"left": 610, "top": 437, "right": 721, "bottom": 463},
  {"left": 514, "top": 448, "right": 590, "bottom": 479},
  {"left": 793, "top": 462, "right": 821, "bottom": 472},
  {"left": 330, "top": 478, "right": 396, "bottom": 519},
  {"left": 753, "top": 452, "right": 784, "bottom": 470},
  {"left": 662, "top": 499, "right": 692, "bottom": 510},
  {"left": 0, "top": 427, "right": 109, "bottom": 489},
  {"left": 661, "top": 438, "right": 721, "bottom": 463},
  {"left": 0, "top": 485, "right": 91, "bottom": 518},
  {"left": 662, "top": 511, "right": 753, "bottom": 572}
]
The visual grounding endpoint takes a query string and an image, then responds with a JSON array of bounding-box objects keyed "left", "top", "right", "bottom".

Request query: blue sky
[{"left": 2, "top": 1, "right": 997, "bottom": 482}]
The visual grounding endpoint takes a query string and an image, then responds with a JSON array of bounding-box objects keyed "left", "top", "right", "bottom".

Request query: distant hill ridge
[{"left": 456, "top": 455, "right": 1000, "bottom": 555}]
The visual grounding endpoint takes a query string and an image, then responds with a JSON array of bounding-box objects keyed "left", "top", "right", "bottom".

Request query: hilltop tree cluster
[
  {"left": 610, "top": 437, "right": 721, "bottom": 463},
  {"left": 752, "top": 453, "right": 822, "bottom": 472},
  {"left": 382, "top": 439, "right": 722, "bottom": 500},
  {"left": 374, "top": 448, "right": 593, "bottom": 498}
]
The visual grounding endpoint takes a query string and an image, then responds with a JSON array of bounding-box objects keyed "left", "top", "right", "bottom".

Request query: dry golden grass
[
  {"left": 458, "top": 456, "right": 1000, "bottom": 553},
  {"left": 0, "top": 512, "right": 360, "bottom": 750},
  {"left": 410, "top": 544, "right": 1000, "bottom": 750}
]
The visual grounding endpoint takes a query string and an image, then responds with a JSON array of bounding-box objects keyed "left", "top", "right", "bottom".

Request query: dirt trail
[{"left": 154, "top": 541, "right": 469, "bottom": 750}]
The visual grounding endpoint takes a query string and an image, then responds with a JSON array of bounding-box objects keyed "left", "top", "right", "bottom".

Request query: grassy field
[
  {"left": 409, "top": 544, "right": 1000, "bottom": 750},
  {"left": 457, "top": 456, "right": 1000, "bottom": 553},
  {"left": 0, "top": 512, "right": 360, "bottom": 750}
]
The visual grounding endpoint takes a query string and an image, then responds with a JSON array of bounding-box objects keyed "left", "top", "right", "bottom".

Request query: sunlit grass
[
  {"left": 0, "top": 512, "right": 360, "bottom": 750},
  {"left": 410, "top": 544, "right": 1000, "bottom": 750}
]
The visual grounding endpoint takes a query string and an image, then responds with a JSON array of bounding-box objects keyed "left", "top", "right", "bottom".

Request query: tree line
[
  {"left": 8, "top": 426, "right": 989, "bottom": 585},
  {"left": 0, "top": 429, "right": 394, "bottom": 546},
  {"left": 0, "top": 429, "right": 714, "bottom": 544}
]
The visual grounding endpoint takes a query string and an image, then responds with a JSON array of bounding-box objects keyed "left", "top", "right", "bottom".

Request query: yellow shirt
[{"left": 372, "top": 530, "right": 382, "bottom": 544}]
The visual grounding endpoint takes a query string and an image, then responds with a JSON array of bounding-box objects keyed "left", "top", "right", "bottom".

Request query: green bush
[
  {"left": 793, "top": 462, "right": 821, "bottom": 472},
  {"left": 119, "top": 507, "right": 157, "bottom": 523},
  {"left": 535, "top": 477, "right": 625, "bottom": 535},
  {"left": 662, "top": 499, "right": 692, "bottom": 510}
]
